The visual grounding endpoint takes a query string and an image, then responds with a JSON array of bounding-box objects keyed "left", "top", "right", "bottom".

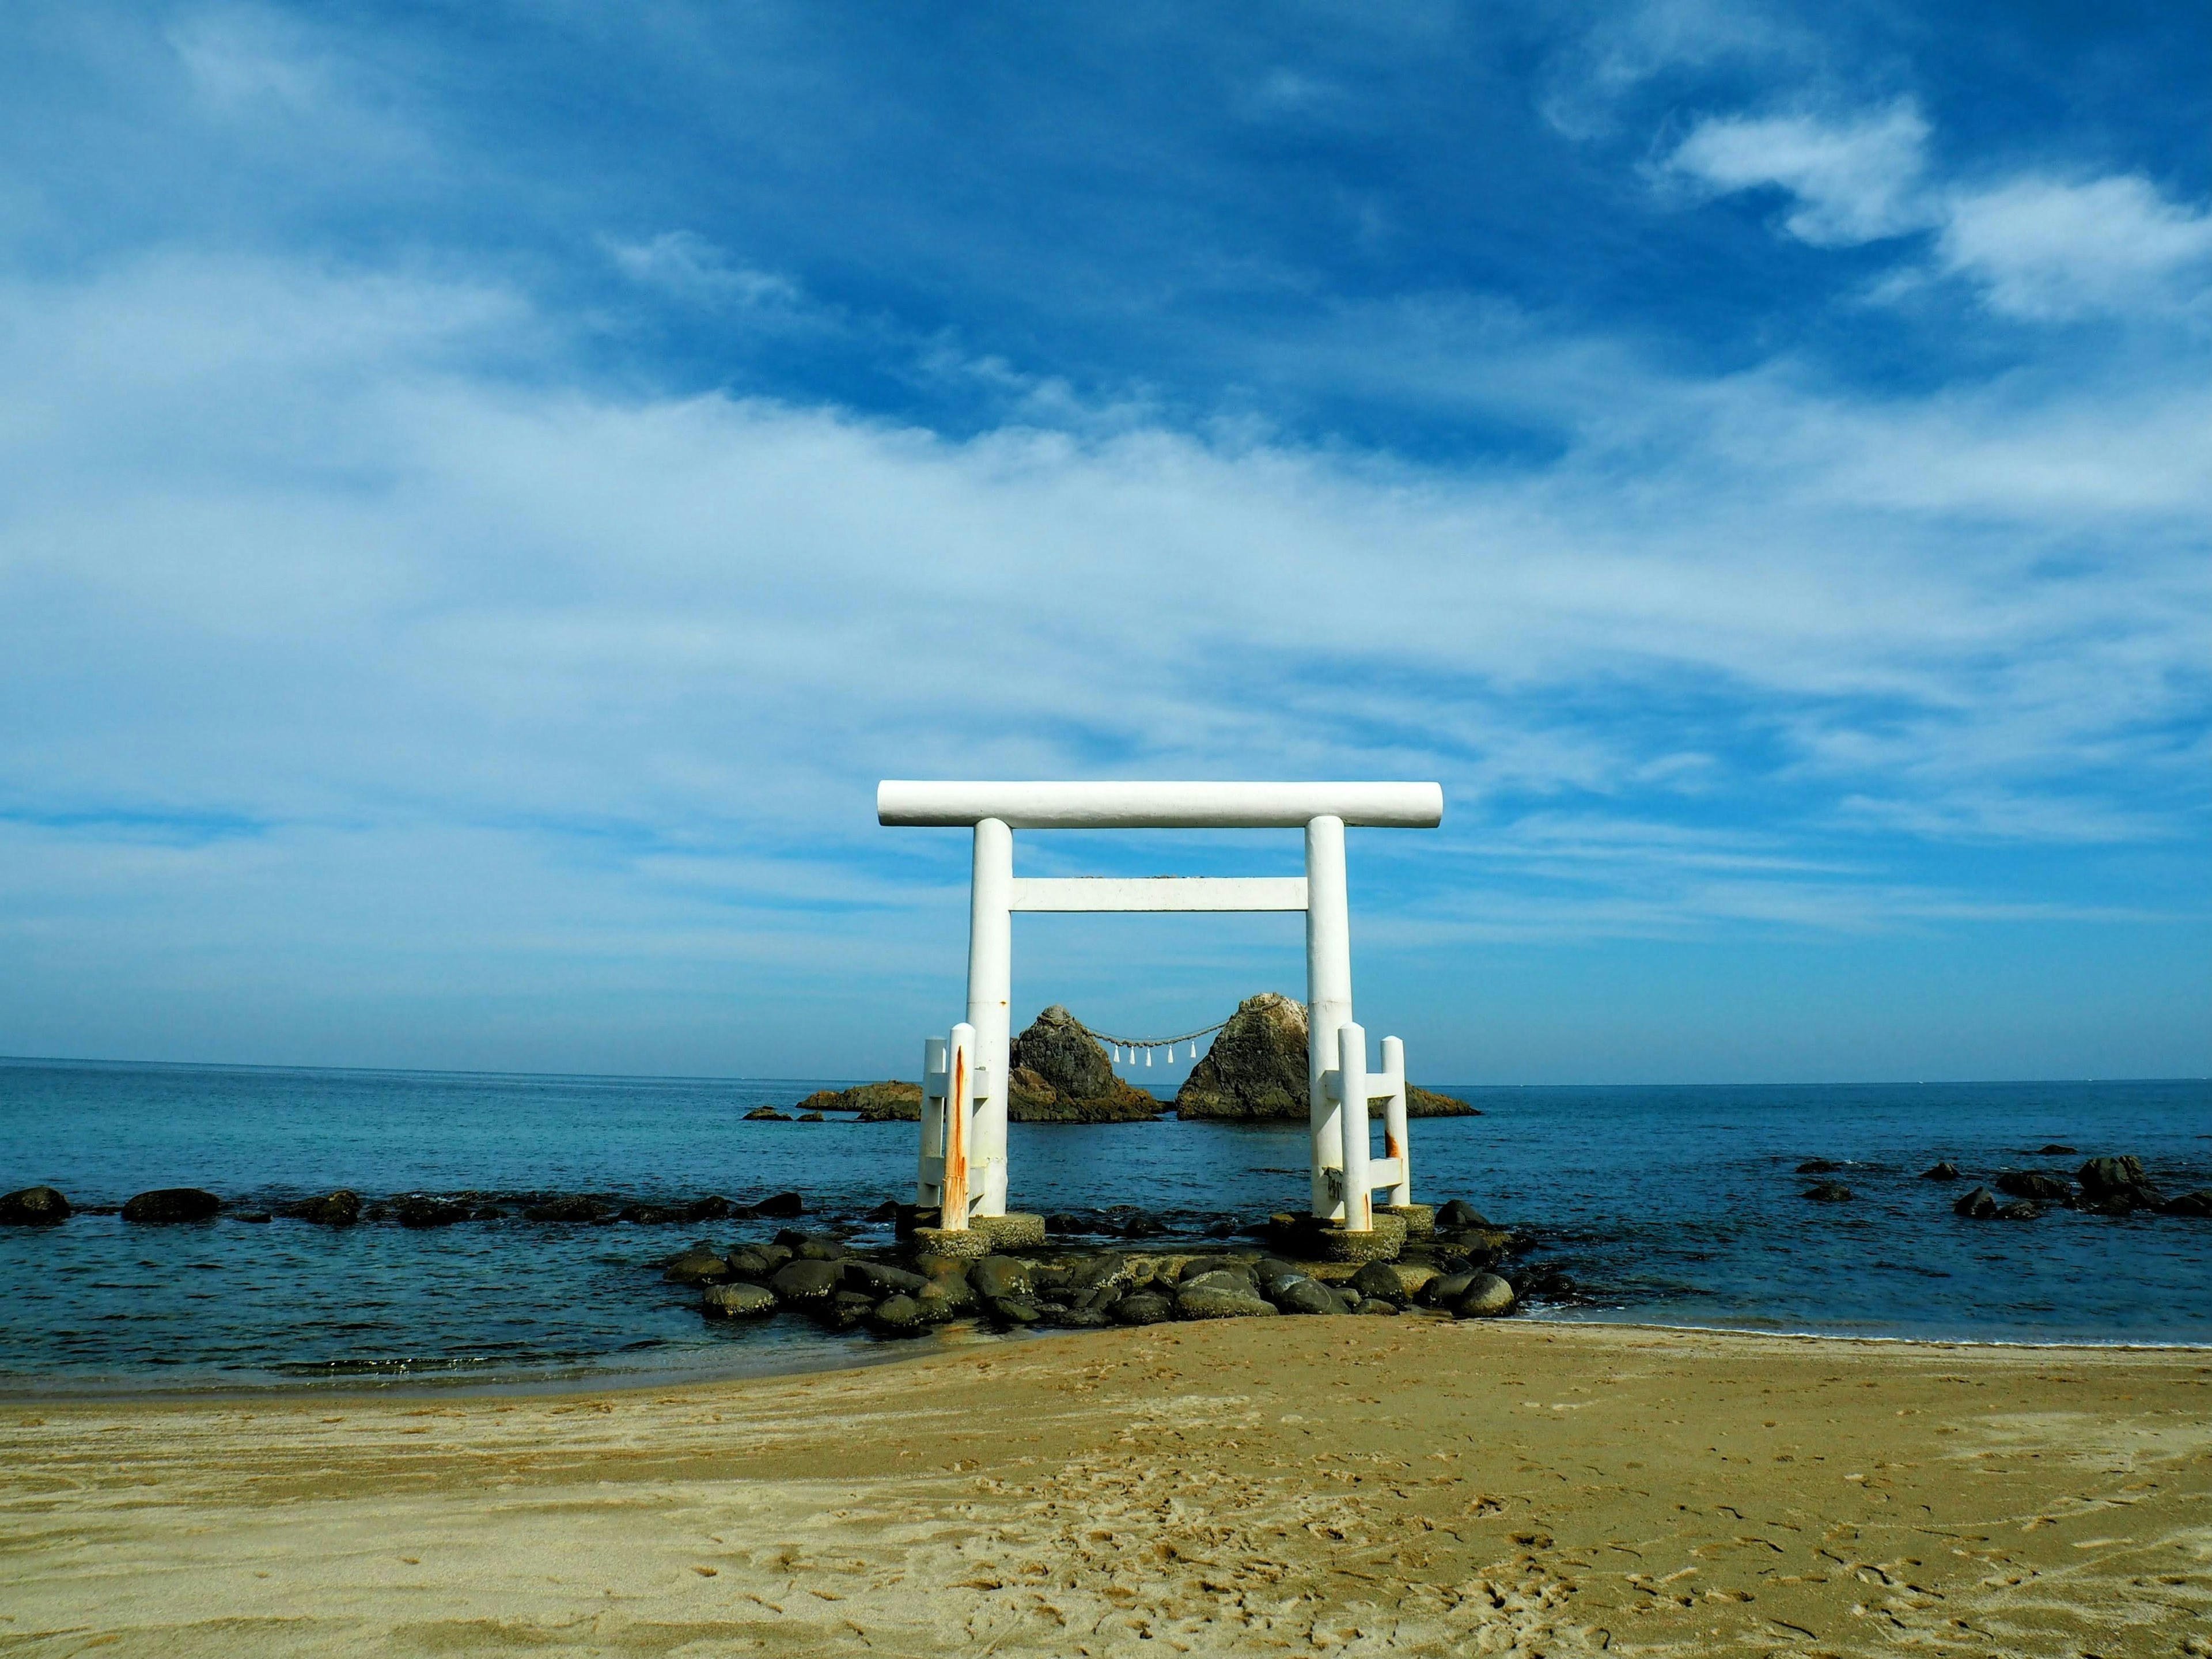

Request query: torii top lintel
[{"left": 876, "top": 780, "right": 1444, "bottom": 831}]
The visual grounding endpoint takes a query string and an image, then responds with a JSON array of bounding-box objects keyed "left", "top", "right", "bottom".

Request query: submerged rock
[
  {"left": 2036, "top": 1144, "right": 2078, "bottom": 1155},
  {"left": 1802, "top": 1183, "right": 1853, "bottom": 1203},
  {"left": 1953, "top": 1185, "right": 2001, "bottom": 1218},
  {"left": 122, "top": 1188, "right": 221, "bottom": 1224},
  {"left": 1996, "top": 1171, "right": 2070, "bottom": 1201},
  {"left": 1796, "top": 1159, "right": 1842, "bottom": 1174},
  {"left": 0, "top": 1185, "right": 72, "bottom": 1225},
  {"left": 397, "top": 1196, "right": 471, "bottom": 1228},
  {"left": 744, "top": 1107, "right": 791, "bottom": 1122},
  {"left": 1921, "top": 1161, "right": 1961, "bottom": 1181},
  {"left": 664, "top": 1248, "right": 731, "bottom": 1284},
  {"left": 283, "top": 1190, "right": 361, "bottom": 1226},
  {"left": 2161, "top": 1190, "right": 2212, "bottom": 1218},
  {"left": 523, "top": 1195, "right": 607, "bottom": 1224}
]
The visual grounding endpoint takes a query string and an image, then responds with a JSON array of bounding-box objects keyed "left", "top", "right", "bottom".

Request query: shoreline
[{"left": 6, "top": 1318, "right": 2207, "bottom": 1656}]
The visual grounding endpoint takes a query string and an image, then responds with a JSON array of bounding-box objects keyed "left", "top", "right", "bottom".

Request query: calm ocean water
[{"left": 2, "top": 1059, "right": 2207, "bottom": 1391}]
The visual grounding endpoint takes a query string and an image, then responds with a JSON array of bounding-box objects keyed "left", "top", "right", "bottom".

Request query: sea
[{"left": 2, "top": 1059, "right": 2207, "bottom": 1393}]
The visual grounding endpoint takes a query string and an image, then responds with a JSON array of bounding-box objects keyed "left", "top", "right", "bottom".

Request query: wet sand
[{"left": 4, "top": 1320, "right": 2209, "bottom": 1657}]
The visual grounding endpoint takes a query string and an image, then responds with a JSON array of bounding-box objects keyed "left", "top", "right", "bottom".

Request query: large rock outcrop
[
  {"left": 1173, "top": 993, "right": 1476, "bottom": 1120},
  {"left": 797, "top": 1081, "right": 925, "bottom": 1121},
  {"left": 1007, "top": 1006, "right": 1161, "bottom": 1122}
]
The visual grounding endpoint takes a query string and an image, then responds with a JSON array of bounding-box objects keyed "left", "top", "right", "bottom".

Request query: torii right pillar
[{"left": 1304, "top": 813, "right": 1354, "bottom": 1222}]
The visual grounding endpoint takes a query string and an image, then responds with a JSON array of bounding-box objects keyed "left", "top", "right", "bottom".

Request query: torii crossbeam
[{"left": 878, "top": 780, "right": 1444, "bottom": 1248}]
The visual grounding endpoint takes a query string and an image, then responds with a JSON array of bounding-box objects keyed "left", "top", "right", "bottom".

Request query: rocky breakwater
[
  {"left": 813, "top": 1007, "right": 1162, "bottom": 1123},
  {"left": 671, "top": 1191, "right": 1564, "bottom": 1341},
  {"left": 1173, "top": 993, "right": 1477, "bottom": 1120}
]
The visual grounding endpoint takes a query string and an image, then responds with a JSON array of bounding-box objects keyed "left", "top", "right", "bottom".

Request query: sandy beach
[{"left": 4, "top": 1321, "right": 2208, "bottom": 1657}]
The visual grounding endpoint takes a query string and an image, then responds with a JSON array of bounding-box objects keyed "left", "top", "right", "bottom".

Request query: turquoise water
[{"left": 1, "top": 1059, "right": 2207, "bottom": 1389}]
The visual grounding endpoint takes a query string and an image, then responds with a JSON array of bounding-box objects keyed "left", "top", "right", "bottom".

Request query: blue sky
[{"left": 1, "top": 1, "right": 2205, "bottom": 1082}]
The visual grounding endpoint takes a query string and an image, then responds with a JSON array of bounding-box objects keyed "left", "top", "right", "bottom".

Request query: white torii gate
[{"left": 878, "top": 780, "right": 1444, "bottom": 1243}]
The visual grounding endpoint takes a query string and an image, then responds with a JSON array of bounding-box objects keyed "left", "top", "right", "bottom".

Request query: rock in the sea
[
  {"left": 2161, "top": 1190, "right": 2212, "bottom": 1218},
  {"left": 1995, "top": 1199, "right": 2041, "bottom": 1220},
  {"left": 1453, "top": 1273, "right": 1516, "bottom": 1317},
  {"left": 685, "top": 1196, "right": 736, "bottom": 1221},
  {"left": 868, "top": 1294, "right": 930, "bottom": 1336},
  {"left": 1176, "top": 1285, "right": 1277, "bottom": 1320},
  {"left": 1006, "top": 1006, "right": 1162, "bottom": 1122},
  {"left": 1953, "top": 1185, "right": 2001, "bottom": 1218},
  {"left": 968, "top": 1255, "right": 1033, "bottom": 1300},
  {"left": 744, "top": 1106, "right": 791, "bottom": 1122},
  {"left": 1996, "top": 1171, "right": 2070, "bottom": 1201},
  {"left": 397, "top": 1196, "right": 471, "bottom": 1228},
  {"left": 1112, "top": 1291, "right": 1175, "bottom": 1325},
  {"left": 282, "top": 1190, "right": 361, "bottom": 1226},
  {"left": 618, "top": 1203, "right": 686, "bottom": 1224},
  {"left": 701, "top": 1282, "right": 777, "bottom": 1319},
  {"left": 122, "top": 1187, "right": 221, "bottom": 1224},
  {"left": 523, "top": 1195, "right": 608, "bottom": 1223},
  {"left": 1921, "top": 1161, "right": 1961, "bottom": 1181},
  {"left": 797, "top": 1111, "right": 825, "bottom": 1122},
  {"left": 1435, "top": 1199, "right": 1490, "bottom": 1229},
  {"left": 0, "top": 1185, "right": 71, "bottom": 1225},
  {"left": 664, "top": 1248, "right": 731, "bottom": 1284},
  {"left": 2036, "top": 1144, "right": 2077, "bottom": 1155},
  {"left": 767, "top": 1259, "right": 839, "bottom": 1308},
  {"left": 755, "top": 1191, "right": 805, "bottom": 1218},
  {"left": 1796, "top": 1159, "right": 1842, "bottom": 1174},
  {"left": 2077, "top": 1156, "right": 2161, "bottom": 1213},
  {"left": 1173, "top": 994, "right": 1474, "bottom": 1118},
  {"left": 1802, "top": 1182, "right": 1853, "bottom": 1203},
  {"left": 793, "top": 1081, "right": 924, "bottom": 1121}
]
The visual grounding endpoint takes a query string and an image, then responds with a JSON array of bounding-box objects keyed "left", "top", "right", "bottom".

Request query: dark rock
[
  {"left": 279, "top": 1190, "right": 361, "bottom": 1226},
  {"left": 744, "top": 1107, "right": 791, "bottom": 1121},
  {"left": 397, "top": 1196, "right": 470, "bottom": 1228},
  {"left": 1521, "top": 1269, "right": 1577, "bottom": 1299},
  {"left": 988, "top": 1295, "right": 1041, "bottom": 1325},
  {"left": 843, "top": 1260, "right": 930, "bottom": 1297},
  {"left": 1796, "top": 1160, "right": 1842, "bottom": 1174},
  {"left": 1422, "top": 1270, "right": 1479, "bottom": 1307},
  {"left": 1350, "top": 1259, "right": 1411, "bottom": 1305},
  {"left": 868, "top": 1294, "right": 930, "bottom": 1336},
  {"left": 701, "top": 1281, "right": 777, "bottom": 1319},
  {"left": 685, "top": 1196, "right": 735, "bottom": 1221},
  {"left": 969, "top": 1255, "right": 1033, "bottom": 1300},
  {"left": 1066, "top": 1253, "right": 1133, "bottom": 1297},
  {"left": 1270, "top": 1276, "right": 1341, "bottom": 1316},
  {"left": 1175, "top": 1255, "right": 1252, "bottom": 1284},
  {"left": 2162, "top": 1190, "right": 2212, "bottom": 1218},
  {"left": 1353, "top": 1297, "right": 1401, "bottom": 1316},
  {"left": 618, "top": 1203, "right": 686, "bottom": 1225},
  {"left": 912, "top": 1263, "right": 977, "bottom": 1314},
  {"left": 767, "top": 1259, "right": 839, "bottom": 1307},
  {"left": 863, "top": 1199, "right": 899, "bottom": 1222},
  {"left": 1180, "top": 1268, "right": 1257, "bottom": 1298},
  {"left": 1, "top": 1185, "right": 72, "bottom": 1225},
  {"left": 2077, "top": 1156, "right": 2161, "bottom": 1209},
  {"left": 1435, "top": 1200, "right": 1490, "bottom": 1229},
  {"left": 1006, "top": 1006, "right": 1162, "bottom": 1122},
  {"left": 794, "top": 1081, "right": 923, "bottom": 1122},
  {"left": 470, "top": 1205, "right": 504, "bottom": 1221},
  {"left": 817, "top": 1291, "right": 874, "bottom": 1331},
  {"left": 912, "top": 1283, "right": 962, "bottom": 1323},
  {"left": 797, "top": 1111, "right": 825, "bottom": 1122},
  {"left": 1173, "top": 993, "right": 1472, "bottom": 1118},
  {"left": 1953, "top": 1185, "right": 2001, "bottom": 1218},
  {"left": 1112, "top": 1210, "right": 1168, "bottom": 1238},
  {"left": 122, "top": 1188, "right": 221, "bottom": 1224},
  {"left": 664, "top": 1248, "right": 730, "bottom": 1285},
  {"left": 755, "top": 1191, "right": 805, "bottom": 1218},
  {"left": 723, "top": 1247, "right": 773, "bottom": 1279},
  {"left": 2036, "top": 1144, "right": 2077, "bottom": 1155},
  {"left": 1921, "top": 1161, "right": 1961, "bottom": 1181},
  {"left": 1995, "top": 1199, "right": 2042, "bottom": 1220},
  {"left": 522, "top": 1195, "right": 607, "bottom": 1223},
  {"left": 1406, "top": 1086, "right": 1479, "bottom": 1117},
  {"left": 777, "top": 1229, "right": 847, "bottom": 1262},
  {"left": 1175, "top": 1285, "right": 1277, "bottom": 1320},
  {"left": 1055, "top": 1305, "right": 1116, "bottom": 1328},
  {"left": 1112, "top": 1291, "right": 1176, "bottom": 1325},
  {"left": 1044, "top": 1211, "right": 1088, "bottom": 1234},
  {"left": 1996, "top": 1171, "right": 2070, "bottom": 1201},
  {"left": 1802, "top": 1183, "right": 1853, "bottom": 1203},
  {"left": 236, "top": 1211, "right": 272, "bottom": 1224},
  {"left": 1453, "top": 1273, "right": 1517, "bottom": 1318}
]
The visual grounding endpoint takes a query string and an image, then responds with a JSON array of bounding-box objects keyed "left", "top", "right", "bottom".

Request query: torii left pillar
[{"left": 965, "top": 816, "right": 1013, "bottom": 1217}]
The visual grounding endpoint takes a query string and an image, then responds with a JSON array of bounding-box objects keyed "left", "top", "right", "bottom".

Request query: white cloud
[
  {"left": 1658, "top": 100, "right": 1932, "bottom": 245},
  {"left": 1937, "top": 174, "right": 2212, "bottom": 320},
  {"left": 604, "top": 230, "right": 809, "bottom": 310}
]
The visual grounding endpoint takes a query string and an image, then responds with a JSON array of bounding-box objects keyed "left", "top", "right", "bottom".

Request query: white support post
[
  {"left": 939, "top": 1022, "right": 977, "bottom": 1228},
  {"left": 1381, "top": 1033, "right": 1411, "bottom": 1207},
  {"left": 1338, "top": 1022, "right": 1372, "bottom": 1232},
  {"left": 916, "top": 1035, "right": 948, "bottom": 1208},
  {"left": 966, "top": 818, "right": 1014, "bottom": 1217},
  {"left": 1305, "top": 815, "right": 1353, "bottom": 1219}
]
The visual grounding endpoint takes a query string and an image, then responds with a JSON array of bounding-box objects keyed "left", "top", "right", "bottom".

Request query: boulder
[
  {"left": 817, "top": 1291, "right": 874, "bottom": 1331},
  {"left": 397, "top": 1196, "right": 470, "bottom": 1228},
  {"left": 1796, "top": 1159, "right": 1842, "bottom": 1174},
  {"left": 1112, "top": 1291, "right": 1176, "bottom": 1325},
  {"left": 794, "top": 1081, "right": 923, "bottom": 1122},
  {"left": 2078, "top": 1157, "right": 2161, "bottom": 1210},
  {"left": 1995, "top": 1199, "right": 2042, "bottom": 1220},
  {"left": 1353, "top": 1297, "right": 1401, "bottom": 1316},
  {"left": 988, "top": 1295, "right": 1042, "bottom": 1326},
  {"left": 744, "top": 1107, "right": 791, "bottom": 1121},
  {"left": 2162, "top": 1190, "right": 2212, "bottom": 1218},
  {"left": 685, "top": 1196, "right": 736, "bottom": 1221},
  {"left": 1997, "top": 1171, "right": 2070, "bottom": 1201},
  {"left": 664, "top": 1248, "right": 731, "bottom": 1284},
  {"left": 912, "top": 1283, "right": 962, "bottom": 1323},
  {"left": 1002, "top": 1006, "right": 1164, "bottom": 1122},
  {"left": 524, "top": 1195, "right": 607, "bottom": 1223},
  {"left": 1921, "top": 1161, "right": 1961, "bottom": 1181},
  {"left": 1066, "top": 1253, "right": 1133, "bottom": 1298},
  {"left": 701, "top": 1282, "right": 777, "bottom": 1319},
  {"left": 843, "top": 1259, "right": 930, "bottom": 1297},
  {"left": 1269, "top": 1276, "right": 1342, "bottom": 1316},
  {"left": 778, "top": 1229, "right": 847, "bottom": 1262},
  {"left": 1180, "top": 1268, "right": 1258, "bottom": 1298},
  {"left": 1953, "top": 1185, "right": 2001, "bottom": 1218},
  {"left": 723, "top": 1247, "right": 772, "bottom": 1279},
  {"left": 868, "top": 1294, "right": 931, "bottom": 1336},
  {"left": 755, "top": 1191, "right": 805, "bottom": 1219},
  {"left": 297, "top": 1190, "right": 362, "bottom": 1226},
  {"left": 797, "top": 1112, "right": 825, "bottom": 1123},
  {"left": 1422, "top": 1270, "right": 1479, "bottom": 1307},
  {"left": 1176, "top": 1285, "right": 1277, "bottom": 1320},
  {"left": 122, "top": 1187, "right": 221, "bottom": 1224},
  {"left": 618, "top": 1203, "right": 686, "bottom": 1224},
  {"left": 968, "top": 1255, "right": 1033, "bottom": 1300},
  {"left": 1453, "top": 1273, "right": 1517, "bottom": 1318},
  {"left": 1802, "top": 1183, "right": 1853, "bottom": 1203},
  {"left": 767, "top": 1259, "right": 840, "bottom": 1308},
  {"left": 1350, "top": 1259, "right": 1411, "bottom": 1305},
  {"left": 1435, "top": 1199, "right": 1490, "bottom": 1229},
  {"left": 0, "top": 1185, "right": 72, "bottom": 1225}
]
